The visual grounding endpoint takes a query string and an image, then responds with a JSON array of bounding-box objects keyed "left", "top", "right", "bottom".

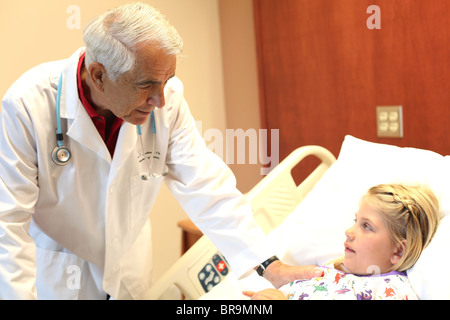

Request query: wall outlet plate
[{"left": 376, "top": 106, "right": 403, "bottom": 138}]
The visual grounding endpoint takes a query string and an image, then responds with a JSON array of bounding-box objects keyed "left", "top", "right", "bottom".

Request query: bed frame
[{"left": 143, "top": 145, "right": 336, "bottom": 300}]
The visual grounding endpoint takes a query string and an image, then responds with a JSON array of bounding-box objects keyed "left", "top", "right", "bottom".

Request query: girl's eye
[
  {"left": 354, "top": 217, "right": 373, "bottom": 231},
  {"left": 363, "top": 223, "right": 372, "bottom": 231}
]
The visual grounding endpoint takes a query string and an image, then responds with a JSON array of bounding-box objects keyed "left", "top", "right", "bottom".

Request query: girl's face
[{"left": 343, "top": 201, "right": 404, "bottom": 275}]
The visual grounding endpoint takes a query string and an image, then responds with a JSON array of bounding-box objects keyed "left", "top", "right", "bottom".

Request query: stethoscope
[
  {"left": 51, "top": 74, "right": 72, "bottom": 166},
  {"left": 52, "top": 73, "right": 169, "bottom": 179},
  {"left": 136, "top": 113, "right": 169, "bottom": 180}
]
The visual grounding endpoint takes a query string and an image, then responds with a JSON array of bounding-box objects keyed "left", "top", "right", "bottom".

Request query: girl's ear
[{"left": 391, "top": 240, "right": 407, "bottom": 265}]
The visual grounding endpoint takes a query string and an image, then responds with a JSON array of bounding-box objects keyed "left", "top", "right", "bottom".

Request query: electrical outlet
[{"left": 376, "top": 106, "right": 403, "bottom": 138}]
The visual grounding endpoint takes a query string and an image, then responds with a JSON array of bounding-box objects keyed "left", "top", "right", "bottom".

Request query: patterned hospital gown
[{"left": 280, "top": 266, "right": 418, "bottom": 300}]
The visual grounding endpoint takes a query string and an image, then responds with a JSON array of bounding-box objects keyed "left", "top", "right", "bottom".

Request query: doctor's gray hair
[{"left": 82, "top": 2, "right": 183, "bottom": 81}]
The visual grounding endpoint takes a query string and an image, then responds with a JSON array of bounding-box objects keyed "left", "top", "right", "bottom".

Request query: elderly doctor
[{"left": 0, "top": 3, "right": 318, "bottom": 299}]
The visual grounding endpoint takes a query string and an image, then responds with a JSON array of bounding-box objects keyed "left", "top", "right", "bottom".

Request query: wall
[
  {"left": 253, "top": 0, "right": 450, "bottom": 174},
  {"left": 219, "top": 0, "right": 262, "bottom": 193},
  {"left": 0, "top": 0, "right": 228, "bottom": 283}
]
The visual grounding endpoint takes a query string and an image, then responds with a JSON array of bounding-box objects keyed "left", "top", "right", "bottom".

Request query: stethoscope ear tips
[{"left": 51, "top": 146, "right": 72, "bottom": 166}]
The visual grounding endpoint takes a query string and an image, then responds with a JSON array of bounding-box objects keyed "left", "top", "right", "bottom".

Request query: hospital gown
[{"left": 279, "top": 266, "right": 418, "bottom": 300}]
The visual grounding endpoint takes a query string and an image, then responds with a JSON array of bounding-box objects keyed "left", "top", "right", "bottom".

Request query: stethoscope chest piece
[{"left": 51, "top": 146, "right": 71, "bottom": 166}]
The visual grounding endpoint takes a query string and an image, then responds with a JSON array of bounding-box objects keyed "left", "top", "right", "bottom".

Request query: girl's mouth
[{"left": 344, "top": 243, "right": 355, "bottom": 253}]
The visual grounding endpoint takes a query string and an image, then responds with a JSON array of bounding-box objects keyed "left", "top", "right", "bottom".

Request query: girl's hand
[{"left": 242, "top": 289, "right": 288, "bottom": 300}]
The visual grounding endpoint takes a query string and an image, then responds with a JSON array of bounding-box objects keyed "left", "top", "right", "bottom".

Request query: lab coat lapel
[
  {"left": 59, "top": 48, "right": 112, "bottom": 163},
  {"left": 66, "top": 106, "right": 112, "bottom": 163},
  {"left": 108, "top": 122, "right": 138, "bottom": 182}
]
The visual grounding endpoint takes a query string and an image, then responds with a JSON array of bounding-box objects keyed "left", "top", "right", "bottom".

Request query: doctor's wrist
[{"left": 260, "top": 260, "right": 283, "bottom": 286}]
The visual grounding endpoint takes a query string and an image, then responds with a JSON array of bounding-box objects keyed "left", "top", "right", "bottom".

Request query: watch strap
[{"left": 256, "top": 256, "right": 279, "bottom": 276}]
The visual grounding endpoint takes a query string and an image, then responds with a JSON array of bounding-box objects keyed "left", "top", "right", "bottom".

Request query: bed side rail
[{"left": 246, "top": 146, "right": 336, "bottom": 233}]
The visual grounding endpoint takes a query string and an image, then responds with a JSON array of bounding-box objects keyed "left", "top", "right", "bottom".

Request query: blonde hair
[{"left": 362, "top": 184, "right": 441, "bottom": 272}]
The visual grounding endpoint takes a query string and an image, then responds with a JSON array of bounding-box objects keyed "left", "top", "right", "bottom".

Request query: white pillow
[
  {"left": 268, "top": 135, "right": 449, "bottom": 299},
  {"left": 334, "top": 136, "right": 449, "bottom": 217},
  {"left": 407, "top": 214, "right": 450, "bottom": 299}
]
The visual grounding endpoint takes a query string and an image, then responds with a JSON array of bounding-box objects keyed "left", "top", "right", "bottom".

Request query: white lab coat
[{"left": 0, "top": 48, "right": 273, "bottom": 299}]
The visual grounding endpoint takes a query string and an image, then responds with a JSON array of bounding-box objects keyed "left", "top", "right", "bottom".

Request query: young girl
[{"left": 244, "top": 184, "right": 441, "bottom": 300}]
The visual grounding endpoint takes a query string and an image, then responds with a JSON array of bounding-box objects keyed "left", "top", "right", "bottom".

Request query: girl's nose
[{"left": 345, "top": 225, "right": 355, "bottom": 241}]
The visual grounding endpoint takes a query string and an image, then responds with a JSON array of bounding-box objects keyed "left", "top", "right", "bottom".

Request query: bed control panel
[{"left": 197, "top": 252, "right": 229, "bottom": 293}]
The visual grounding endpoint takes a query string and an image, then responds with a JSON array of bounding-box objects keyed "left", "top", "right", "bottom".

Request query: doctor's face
[{"left": 102, "top": 45, "right": 177, "bottom": 125}]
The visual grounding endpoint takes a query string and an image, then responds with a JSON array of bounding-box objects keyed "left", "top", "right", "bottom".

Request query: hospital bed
[{"left": 144, "top": 135, "right": 450, "bottom": 300}]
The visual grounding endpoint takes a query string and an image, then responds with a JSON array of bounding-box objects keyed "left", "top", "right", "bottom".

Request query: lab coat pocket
[
  {"left": 130, "top": 173, "right": 164, "bottom": 229},
  {"left": 35, "top": 247, "right": 85, "bottom": 300}
]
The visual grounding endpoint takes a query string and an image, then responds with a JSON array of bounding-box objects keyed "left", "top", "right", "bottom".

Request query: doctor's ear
[{"left": 87, "top": 63, "right": 107, "bottom": 91}]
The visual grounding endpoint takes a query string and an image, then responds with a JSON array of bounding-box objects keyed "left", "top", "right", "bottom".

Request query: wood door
[{"left": 253, "top": 0, "right": 449, "bottom": 181}]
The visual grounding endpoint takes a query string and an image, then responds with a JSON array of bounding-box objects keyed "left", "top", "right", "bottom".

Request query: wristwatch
[{"left": 256, "top": 256, "right": 279, "bottom": 276}]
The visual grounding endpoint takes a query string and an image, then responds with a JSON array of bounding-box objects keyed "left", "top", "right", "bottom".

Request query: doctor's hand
[{"left": 262, "top": 261, "right": 324, "bottom": 289}]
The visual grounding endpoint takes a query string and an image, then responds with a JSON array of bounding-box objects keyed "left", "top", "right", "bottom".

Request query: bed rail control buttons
[
  {"left": 197, "top": 253, "right": 230, "bottom": 293},
  {"left": 198, "top": 264, "right": 220, "bottom": 292},
  {"left": 212, "top": 254, "right": 229, "bottom": 276}
]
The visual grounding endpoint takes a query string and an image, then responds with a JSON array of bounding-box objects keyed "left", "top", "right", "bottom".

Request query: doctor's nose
[
  {"left": 149, "top": 95, "right": 165, "bottom": 109},
  {"left": 147, "top": 88, "right": 166, "bottom": 109}
]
